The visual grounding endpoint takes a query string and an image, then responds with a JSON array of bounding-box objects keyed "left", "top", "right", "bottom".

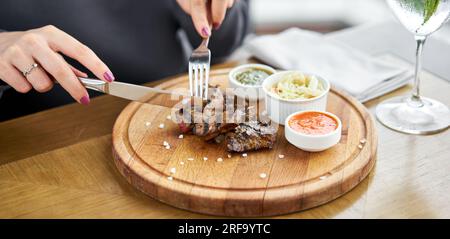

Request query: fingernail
[
  {"left": 80, "top": 94, "right": 90, "bottom": 105},
  {"left": 79, "top": 72, "right": 88, "bottom": 78},
  {"left": 103, "top": 71, "right": 115, "bottom": 82},
  {"left": 201, "top": 26, "right": 211, "bottom": 37},
  {"left": 213, "top": 23, "right": 221, "bottom": 30}
]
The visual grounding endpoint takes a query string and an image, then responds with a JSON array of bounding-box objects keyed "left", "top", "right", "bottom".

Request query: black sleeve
[
  {"left": 0, "top": 29, "right": 11, "bottom": 99},
  {"left": 172, "top": 0, "right": 250, "bottom": 64}
]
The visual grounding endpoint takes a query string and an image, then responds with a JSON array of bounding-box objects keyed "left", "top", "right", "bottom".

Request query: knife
[{"left": 79, "top": 77, "right": 194, "bottom": 108}]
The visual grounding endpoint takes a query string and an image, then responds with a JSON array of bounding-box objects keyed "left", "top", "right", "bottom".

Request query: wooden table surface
[{"left": 1, "top": 61, "right": 449, "bottom": 219}]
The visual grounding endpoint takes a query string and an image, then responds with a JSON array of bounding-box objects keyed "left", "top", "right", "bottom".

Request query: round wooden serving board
[{"left": 112, "top": 68, "right": 377, "bottom": 217}]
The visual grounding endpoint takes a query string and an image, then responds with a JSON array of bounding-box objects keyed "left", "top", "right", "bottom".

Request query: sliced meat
[
  {"left": 226, "top": 121, "right": 277, "bottom": 152},
  {"left": 174, "top": 87, "right": 278, "bottom": 152}
]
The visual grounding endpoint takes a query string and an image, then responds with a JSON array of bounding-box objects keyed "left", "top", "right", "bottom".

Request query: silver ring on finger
[{"left": 22, "top": 63, "right": 39, "bottom": 77}]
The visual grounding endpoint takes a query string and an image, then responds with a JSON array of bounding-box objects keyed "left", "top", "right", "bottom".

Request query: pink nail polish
[
  {"left": 201, "top": 26, "right": 211, "bottom": 37},
  {"left": 103, "top": 71, "right": 115, "bottom": 82},
  {"left": 80, "top": 95, "right": 90, "bottom": 105}
]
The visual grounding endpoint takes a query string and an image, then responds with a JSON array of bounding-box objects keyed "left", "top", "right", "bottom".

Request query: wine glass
[{"left": 376, "top": 0, "right": 450, "bottom": 134}]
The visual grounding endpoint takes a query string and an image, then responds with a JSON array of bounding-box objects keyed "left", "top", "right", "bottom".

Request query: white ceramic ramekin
[
  {"left": 285, "top": 110, "right": 342, "bottom": 152},
  {"left": 228, "top": 64, "right": 276, "bottom": 101},
  {"left": 262, "top": 71, "right": 330, "bottom": 125}
]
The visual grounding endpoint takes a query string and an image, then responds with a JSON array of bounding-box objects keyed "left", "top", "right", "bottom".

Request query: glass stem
[{"left": 410, "top": 35, "right": 427, "bottom": 107}]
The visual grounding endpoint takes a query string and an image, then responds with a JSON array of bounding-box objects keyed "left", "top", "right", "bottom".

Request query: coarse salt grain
[
  {"left": 360, "top": 139, "right": 367, "bottom": 144},
  {"left": 165, "top": 145, "right": 171, "bottom": 150},
  {"left": 227, "top": 154, "right": 232, "bottom": 158},
  {"left": 319, "top": 176, "right": 327, "bottom": 180},
  {"left": 163, "top": 141, "right": 169, "bottom": 146},
  {"left": 278, "top": 154, "right": 285, "bottom": 159},
  {"left": 187, "top": 158, "right": 194, "bottom": 161},
  {"left": 259, "top": 173, "right": 267, "bottom": 179},
  {"left": 217, "top": 157, "right": 223, "bottom": 162},
  {"left": 242, "top": 153, "right": 248, "bottom": 158},
  {"left": 166, "top": 115, "right": 172, "bottom": 120},
  {"left": 358, "top": 144, "right": 363, "bottom": 149},
  {"left": 180, "top": 161, "right": 185, "bottom": 165},
  {"left": 159, "top": 123, "right": 165, "bottom": 129},
  {"left": 169, "top": 167, "right": 176, "bottom": 174},
  {"left": 203, "top": 157, "right": 208, "bottom": 161},
  {"left": 145, "top": 122, "right": 151, "bottom": 127},
  {"left": 178, "top": 134, "right": 184, "bottom": 139},
  {"left": 167, "top": 176, "right": 173, "bottom": 181}
]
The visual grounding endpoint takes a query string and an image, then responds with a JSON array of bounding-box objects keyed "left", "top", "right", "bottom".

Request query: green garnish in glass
[
  {"left": 423, "top": 0, "right": 440, "bottom": 23},
  {"left": 402, "top": 0, "right": 441, "bottom": 24}
]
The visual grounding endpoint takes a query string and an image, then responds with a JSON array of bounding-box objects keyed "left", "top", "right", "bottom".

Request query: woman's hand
[
  {"left": 0, "top": 25, "right": 114, "bottom": 105},
  {"left": 176, "top": 0, "right": 235, "bottom": 38}
]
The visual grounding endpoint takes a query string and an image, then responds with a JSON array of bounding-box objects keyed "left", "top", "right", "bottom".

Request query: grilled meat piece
[
  {"left": 226, "top": 121, "right": 277, "bottom": 152},
  {"left": 174, "top": 88, "right": 277, "bottom": 152}
]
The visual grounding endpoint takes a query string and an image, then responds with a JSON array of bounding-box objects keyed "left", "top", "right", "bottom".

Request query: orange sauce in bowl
[{"left": 288, "top": 112, "right": 338, "bottom": 135}]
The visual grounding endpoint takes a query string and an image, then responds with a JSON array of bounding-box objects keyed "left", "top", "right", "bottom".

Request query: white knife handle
[{"left": 78, "top": 77, "right": 107, "bottom": 93}]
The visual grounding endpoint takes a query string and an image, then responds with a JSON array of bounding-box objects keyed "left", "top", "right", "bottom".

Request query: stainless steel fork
[{"left": 188, "top": 37, "right": 211, "bottom": 99}]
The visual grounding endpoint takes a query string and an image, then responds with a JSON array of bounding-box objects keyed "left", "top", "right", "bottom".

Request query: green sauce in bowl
[{"left": 235, "top": 68, "right": 272, "bottom": 86}]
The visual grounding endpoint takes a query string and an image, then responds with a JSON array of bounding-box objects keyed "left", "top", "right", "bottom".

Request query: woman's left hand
[{"left": 176, "top": 0, "right": 235, "bottom": 38}]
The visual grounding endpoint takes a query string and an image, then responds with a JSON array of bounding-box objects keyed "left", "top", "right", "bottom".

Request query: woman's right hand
[
  {"left": 0, "top": 25, "right": 114, "bottom": 105},
  {"left": 176, "top": 0, "right": 235, "bottom": 38}
]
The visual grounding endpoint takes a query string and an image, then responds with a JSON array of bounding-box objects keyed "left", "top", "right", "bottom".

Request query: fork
[{"left": 188, "top": 37, "right": 211, "bottom": 99}]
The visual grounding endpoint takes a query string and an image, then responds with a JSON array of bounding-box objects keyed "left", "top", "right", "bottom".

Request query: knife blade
[{"left": 79, "top": 77, "right": 193, "bottom": 108}]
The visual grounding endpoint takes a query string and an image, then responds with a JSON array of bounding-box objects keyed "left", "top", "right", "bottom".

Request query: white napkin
[{"left": 245, "top": 28, "right": 411, "bottom": 102}]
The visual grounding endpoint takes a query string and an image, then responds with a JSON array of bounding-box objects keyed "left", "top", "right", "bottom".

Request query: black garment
[{"left": 0, "top": 0, "right": 249, "bottom": 121}]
